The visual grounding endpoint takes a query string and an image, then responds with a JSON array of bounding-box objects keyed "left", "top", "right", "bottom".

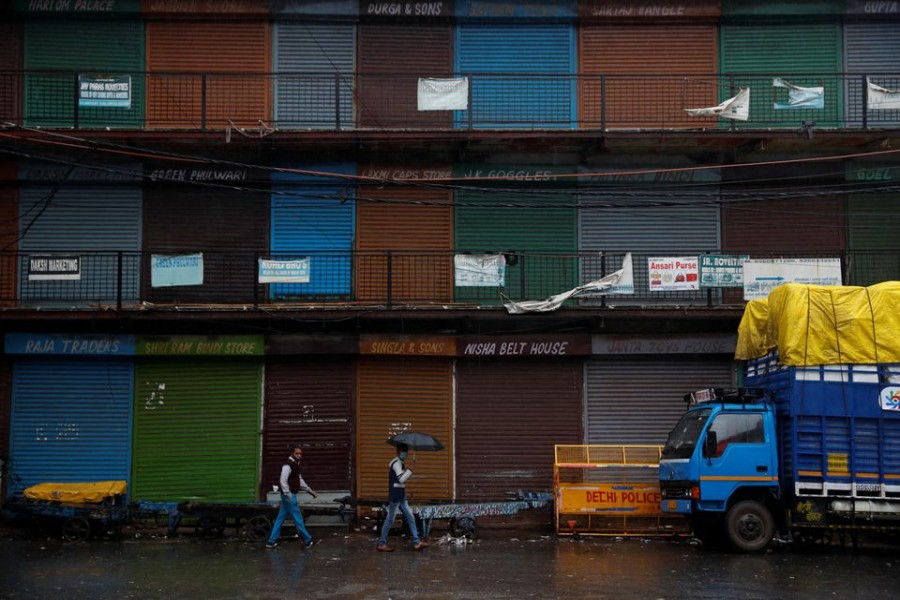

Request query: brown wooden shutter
[
  {"left": 579, "top": 25, "right": 717, "bottom": 129},
  {"left": 146, "top": 21, "right": 270, "bottom": 129},
  {"left": 356, "top": 180, "right": 454, "bottom": 303},
  {"left": 263, "top": 358, "right": 354, "bottom": 495},
  {"left": 357, "top": 23, "right": 453, "bottom": 128},
  {"left": 356, "top": 357, "right": 453, "bottom": 501},
  {"left": 456, "top": 359, "right": 583, "bottom": 501}
]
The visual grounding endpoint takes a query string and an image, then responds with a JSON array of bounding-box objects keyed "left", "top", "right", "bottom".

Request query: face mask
[{"left": 399, "top": 452, "right": 409, "bottom": 461}]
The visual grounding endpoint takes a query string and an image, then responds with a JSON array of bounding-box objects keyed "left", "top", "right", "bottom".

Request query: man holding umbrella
[{"left": 377, "top": 442, "right": 430, "bottom": 552}]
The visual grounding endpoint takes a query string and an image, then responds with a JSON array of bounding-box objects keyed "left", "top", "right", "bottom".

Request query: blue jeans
[
  {"left": 378, "top": 497, "right": 419, "bottom": 546},
  {"left": 267, "top": 492, "right": 313, "bottom": 545}
]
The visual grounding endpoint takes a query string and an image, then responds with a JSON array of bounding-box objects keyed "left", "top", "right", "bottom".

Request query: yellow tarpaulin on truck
[
  {"left": 23, "top": 481, "right": 127, "bottom": 504},
  {"left": 735, "top": 282, "right": 900, "bottom": 365}
]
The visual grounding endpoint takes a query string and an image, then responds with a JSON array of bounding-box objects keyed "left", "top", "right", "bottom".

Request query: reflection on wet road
[{"left": 0, "top": 530, "right": 896, "bottom": 599}]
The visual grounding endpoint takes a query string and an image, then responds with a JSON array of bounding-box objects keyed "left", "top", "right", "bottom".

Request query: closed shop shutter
[
  {"left": 719, "top": 21, "right": 842, "bottom": 127},
  {"left": 722, "top": 164, "right": 845, "bottom": 254},
  {"left": 579, "top": 166, "right": 720, "bottom": 304},
  {"left": 24, "top": 19, "right": 144, "bottom": 128},
  {"left": 356, "top": 357, "right": 453, "bottom": 501},
  {"left": 263, "top": 358, "right": 354, "bottom": 494},
  {"left": 270, "top": 166, "right": 356, "bottom": 298},
  {"left": 579, "top": 25, "right": 717, "bottom": 129},
  {"left": 843, "top": 22, "right": 900, "bottom": 127},
  {"left": 847, "top": 194, "right": 900, "bottom": 285},
  {"left": 456, "top": 24, "right": 575, "bottom": 128},
  {"left": 586, "top": 357, "right": 734, "bottom": 444},
  {"left": 455, "top": 175, "right": 578, "bottom": 305},
  {"left": 357, "top": 24, "right": 452, "bottom": 128},
  {"left": 0, "top": 359, "right": 10, "bottom": 487},
  {"left": 143, "top": 182, "right": 267, "bottom": 304},
  {"left": 132, "top": 360, "right": 262, "bottom": 502},
  {"left": 0, "top": 21, "right": 23, "bottom": 125},
  {"left": 456, "top": 359, "right": 582, "bottom": 501},
  {"left": 18, "top": 171, "right": 142, "bottom": 307},
  {"left": 8, "top": 358, "right": 133, "bottom": 495},
  {"left": 146, "top": 21, "right": 270, "bottom": 129},
  {"left": 273, "top": 23, "right": 356, "bottom": 129},
  {"left": 0, "top": 162, "right": 17, "bottom": 306},
  {"left": 356, "top": 169, "right": 453, "bottom": 302}
]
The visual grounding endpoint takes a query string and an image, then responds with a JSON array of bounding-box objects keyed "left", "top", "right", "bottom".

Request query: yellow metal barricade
[{"left": 554, "top": 445, "right": 688, "bottom": 537}]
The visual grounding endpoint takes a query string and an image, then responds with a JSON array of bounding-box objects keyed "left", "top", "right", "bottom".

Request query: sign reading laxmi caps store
[{"left": 458, "top": 335, "right": 591, "bottom": 357}]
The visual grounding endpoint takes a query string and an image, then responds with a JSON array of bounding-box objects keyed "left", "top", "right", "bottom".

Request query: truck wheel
[{"left": 726, "top": 500, "right": 774, "bottom": 553}]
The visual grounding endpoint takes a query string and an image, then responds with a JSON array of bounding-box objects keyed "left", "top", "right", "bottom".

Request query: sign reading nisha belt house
[{"left": 458, "top": 335, "right": 591, "bottom": 357}]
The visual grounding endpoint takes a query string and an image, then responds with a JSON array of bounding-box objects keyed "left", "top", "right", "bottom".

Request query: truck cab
[{"left": 659, "top": 388, "right": 779, "bottom": 552}]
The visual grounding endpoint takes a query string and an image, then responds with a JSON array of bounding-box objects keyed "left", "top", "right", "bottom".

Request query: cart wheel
[
  {"left": 449, "top": 515, "right": 477, "bottom": 539},
  {"left": 247, "top": 515, "right": 271, "bottom": 543},
  {"left": 196, "top": 517, "right": 226, "bottom": 539},
  {"left": 62, "top": 516, "right": 92, "bottom": 542}
]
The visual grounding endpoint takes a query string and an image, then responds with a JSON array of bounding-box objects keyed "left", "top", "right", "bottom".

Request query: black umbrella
[{"left": 386, "top": 431, "right": 445, "bottom": 451}]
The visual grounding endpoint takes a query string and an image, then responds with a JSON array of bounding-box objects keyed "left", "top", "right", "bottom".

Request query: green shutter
[
  {"left": 454, "top": 187, "right": 577, "bottom": 305},
  {"left": 24, "top": 20, "right": 145, "bottom": 128},
  {"left": 719, "top": 23, "right": 842, "bottom": 127},
  {"left": 132, "top": 360, "right": 262, "bottom": 502},
  {"left": 848, "top": 195, "right": 900, "bottom": 285}
]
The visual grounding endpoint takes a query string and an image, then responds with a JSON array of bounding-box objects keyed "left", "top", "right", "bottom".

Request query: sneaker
[
  {"left": 304, "top": 538, "right": 319, "bottom": 548},
  {"left": 414, "top": 541, "right": 429, "bottom": 551},
  {"left": 265, "top": 542, "right": 278, "bottom": 549},
  {"left": 376, "top": 544, "right": 394, "bottom": 552}
]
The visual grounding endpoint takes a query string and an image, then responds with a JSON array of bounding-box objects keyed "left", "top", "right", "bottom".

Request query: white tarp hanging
[
  {"left": 503, "top": 253, "right": 633, "bottom": 314},
  {"left": 773, "top": 77, "right": 824, "bottom": 110},
  {"left": 418, "top": 77, "right": 469, "bottom": 111},
  {"left": 685, "top": 88, "right": 750, "bottom": 121},
  {"left": 867, "top": 77, "right": 900, "bottom": 110}
]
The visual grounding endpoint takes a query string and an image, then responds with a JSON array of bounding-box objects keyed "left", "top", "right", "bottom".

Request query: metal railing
[
  {"left": 2, "top": 71, "right": 899, "bottom": 131},
  {"left": 0, "top": 250, "right": 895, "bottom": 311}
]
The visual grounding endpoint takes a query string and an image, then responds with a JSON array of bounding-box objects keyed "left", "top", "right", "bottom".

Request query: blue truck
[{"left": 659, "top": 360, "right": 900, "bottom": 552}]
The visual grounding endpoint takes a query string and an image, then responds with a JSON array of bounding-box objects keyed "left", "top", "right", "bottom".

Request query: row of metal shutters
[
  {"left": 6, "top": 353, "right": 734, "bottom": 501},
  {"left": 11, "top": 17, "right": 899, "bottom": 129}
]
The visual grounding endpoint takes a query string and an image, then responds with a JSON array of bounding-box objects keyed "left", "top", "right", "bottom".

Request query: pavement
[{"left": 1, "top": 520, "right": 898, "bottom": 600}]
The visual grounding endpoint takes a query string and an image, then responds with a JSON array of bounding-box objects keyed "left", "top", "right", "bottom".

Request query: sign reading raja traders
[
  {"left": 5, "top": 333, "right": 135, "bottom": 355},
  {"left": 78, "top": 75, "right": 131, "bottom": 108},
  {"left": 137, "top": 335, "right": 264, "bottom": 356},
  {"left": 28, "top": 255, "right": 81, "bottom": 281}
]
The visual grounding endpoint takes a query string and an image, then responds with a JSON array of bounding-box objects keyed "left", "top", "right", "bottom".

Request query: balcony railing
[
  {"left": 2, "top": 71, "right": 899, "bottom": 132},
  {"left": 0, "top": 250, "right": 895, "bottom": 311}
]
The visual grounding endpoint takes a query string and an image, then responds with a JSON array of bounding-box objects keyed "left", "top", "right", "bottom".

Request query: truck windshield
[{"left": 662, "top": 407, "right": 712, "bottom": 459}]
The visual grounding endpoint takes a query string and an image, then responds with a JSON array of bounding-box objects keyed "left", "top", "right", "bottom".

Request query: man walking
[
  {"left": 377, "top": 443, "right": 429, "bottom": 552},
  {"left": 266, "top": 444, "right": 318, "bottom": 549}
]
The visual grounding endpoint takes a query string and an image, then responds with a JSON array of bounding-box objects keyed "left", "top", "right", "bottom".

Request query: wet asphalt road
[{"left": 0, "top": 527, "right": 897, "bottom": 600}]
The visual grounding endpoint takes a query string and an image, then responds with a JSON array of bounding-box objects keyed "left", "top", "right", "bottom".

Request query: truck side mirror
[{"left": 703, "top": 430, "right": 718, "bottom": 458}]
